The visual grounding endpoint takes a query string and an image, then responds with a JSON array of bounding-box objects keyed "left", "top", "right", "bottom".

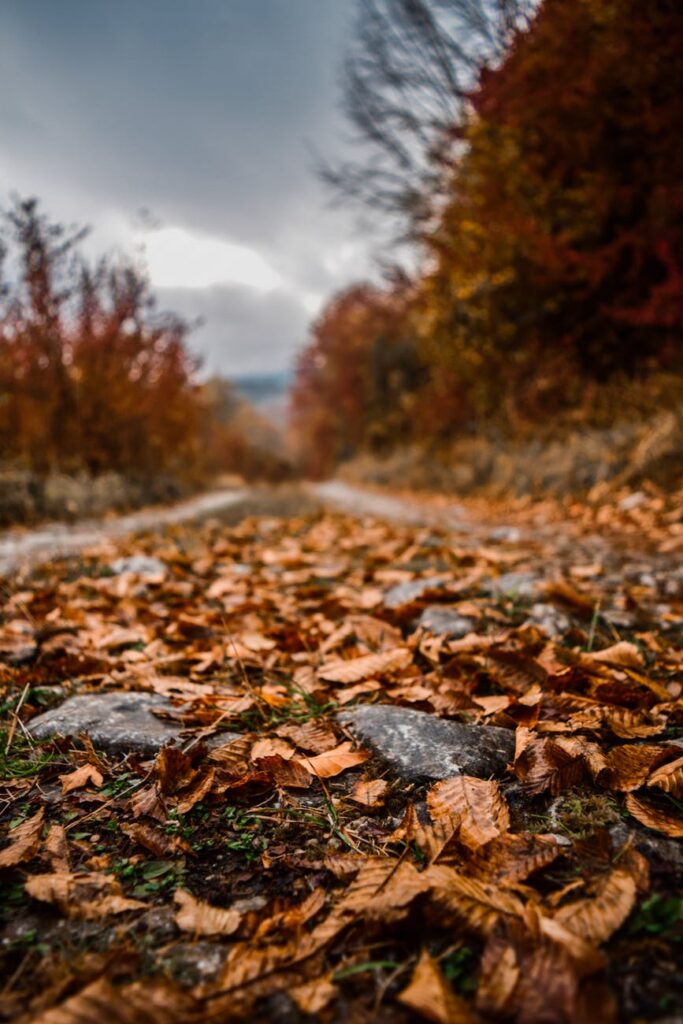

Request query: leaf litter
[{"left": 0, "top": 487, "right": 682, "bottom": 1022}]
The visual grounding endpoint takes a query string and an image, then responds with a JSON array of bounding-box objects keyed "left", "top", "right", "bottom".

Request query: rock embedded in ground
[
  {"left": 29, "top": 691, "right": 188, "bottom": 756},
  {"left": 482, "top": 571, "right": 540, "bottom": 600},
  {"left": 109, "top": 555, "right": 167, "bottom": 577},
  {"left": 338, "top": 704, "right": 515, "bottom": 781},
  {"left": 525, "top": 602, "right": 571, "bottom": 637},
  {"left": 416, "top": 605, "right": 475, "bottom": 639},
  {"left": 383, "top": 575, "right": 449, "bottom": 610}
]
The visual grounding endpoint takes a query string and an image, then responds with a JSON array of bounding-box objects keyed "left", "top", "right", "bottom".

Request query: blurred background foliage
[{"left": 292, "top": 0, "right": 683, "bottom": 478}]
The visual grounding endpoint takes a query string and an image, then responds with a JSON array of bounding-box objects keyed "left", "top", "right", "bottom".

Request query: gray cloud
[
  {"left": 158, "top": 284, "right": 311, "bottom": 377},
  {"left": 0, "top": 0, "right": 372, "bottom": 374}
]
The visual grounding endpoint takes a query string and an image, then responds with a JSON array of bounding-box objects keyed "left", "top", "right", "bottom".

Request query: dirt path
[{"left": 0, "top": 486, "right": 248, "bottom": 575}]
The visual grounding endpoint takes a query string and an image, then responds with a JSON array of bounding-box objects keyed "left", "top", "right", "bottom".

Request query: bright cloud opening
[{"left": 139, "top": 225, "right": 284, "bottom": 292}]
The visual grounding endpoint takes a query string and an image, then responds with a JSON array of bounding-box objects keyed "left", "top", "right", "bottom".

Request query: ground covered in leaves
[{"left": 1, "top": 485, "right": 682, "bottom": 1023}]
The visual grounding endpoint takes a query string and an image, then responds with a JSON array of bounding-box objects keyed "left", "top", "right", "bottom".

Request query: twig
[{"left": 4, "top": 682, "right": 31, "bottom": 755}]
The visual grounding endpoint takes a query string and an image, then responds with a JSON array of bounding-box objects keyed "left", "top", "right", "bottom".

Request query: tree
[{"left": 322, "top": 0, "right": 534, "bottom": 238}]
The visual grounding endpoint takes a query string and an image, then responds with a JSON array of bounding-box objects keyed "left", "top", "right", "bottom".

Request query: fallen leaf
[
  {"left": 626, "top": 793, "right": 683, "bottom": 837},
  {"left": 598, "top": 743, "right": 676, "bottom": 791},
  {"left": 250, "top": 737, "right": 295, "bottom": 760},
  {"left": 318, "top": 646, "right": 412, "bottom": 683},
  {"left": 647, "top": 753, "right": 683, "bottom": 797},
  {"left": 290, "top": 975, "right": 338, "bottom": 1015},
  {"left": 350, "top": 778, "right": 389, "bottom": 808},
  {"left": 428, "top": 776, "right": 509, "bottom": 851},
  {"left": 398, "top": 949, "right": 480, "bottom": 1023},
  {"left": 0, "top": 807, "right": 44, "bottom": 868},
  {"left": 174, "top": 888, "right": 242, "bottom": 936},
  {"left": 296, "top": 741, "right": 369, "bottom": 778},
  {"left": 554, "top": 869, "right": 637, "bottom": 944},
  {"left": 26, "top": 871, "right": 145, "bottom": 919},
  {"left": 255, "top": 753, "right": 313, "bottom": 788},
  {"left": 28, "top": 977, "right": 191, "bottom": 1024},
  {"left": 59, "top": 764, "right": 104, "bottom": 794},
  {"left": 582, "top": 641, "right": 644, "bottom": 670},
  {"left": 426, "top": 864, "right": 524, "bottom": 936},
  {"left": 43, "top": 823, "right": 70, "bottom": 870}
]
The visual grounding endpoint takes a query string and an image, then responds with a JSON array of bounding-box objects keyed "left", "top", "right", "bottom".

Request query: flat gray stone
[
  {"left": 383, "top": 575, "right": 449, "bottom": 610},
  {"left": 416, "top": 605, "right": 474, "bottom": 639},
  {"left": 483, "top": 571, "right": 539, "bottom": 600},
  {"left": 525, "top": 602, "right": 570, "bottom": 637},
  {"left": 29, "top": 691, "right": 185, "bottom": 755},
  {"left": 110, "top": 555, "right": 167, "bottom": 577},
  {"left": 338, "top": 704, "right": 515, "bottom": 781}
]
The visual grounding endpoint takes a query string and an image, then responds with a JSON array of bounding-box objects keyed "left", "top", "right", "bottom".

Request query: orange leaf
[
  {"left": 296, "top": 741, "right": 369, "bottom": 778},
  {"left": 318, "top": 647, "right": 412, "bottom": 683},
  {"left": 626, "top": 793, "right": 683, "bottom": 837},
  {"left": 59, "top": 764, "right": 104, "bottom": 794},
  {"left": 398, "top": 949, "right": 480, "bottom": 1023},
  {"left": 0, "top": 807, "right": 44, "bottom": 868},
  {"left": 174, "top": 888, "right": 241, "bottom": 936}
]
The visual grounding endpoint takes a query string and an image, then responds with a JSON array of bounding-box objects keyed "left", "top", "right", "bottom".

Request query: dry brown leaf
[
  {"left": 275, "top": 718, "right": 338, "bottom": 753},
  {"left": 544, "top": 579, "right": 597, "bottom": 614},
  {"left": 428, "top": 776, "right": 509, "bottom": 851},
  {"left": 130, "top": 784, "right": 166, "bottom": 822},
  {"left": 350, "top": 778, "right": 389, "bottom": 808},
  {"left": 156, "top": 745, "right": 197, "bottom": 795},
  {"left": 336, "top": 856, "right": 433, "bottom": 923},
  {"left": 28, "top": 977, "right": 191, "bottom": 1024},
  {"left": 26, "top": 870, "right": 145, "bottom": 919},
  {"left": 255, "top": 753, "right": 313, "bottom": 788},
  {"left": 626, "top": 793, "right": 683, "bottom": 837},
  {"left": 174, "top": 888, "right": 242, "bottom": 936},
  {"left": 477, "top": 924, "right": 586, "bottom": 1024},
  {"left": 318, "top": 646, "right": 412, "bottom": 683},
  {"left": 122, "top": 822, "right": 191, "bottom": 857},
  {"left": 175, "top": 768, "right": 216, "bottom": 813},
  {"left": 290, "top": 975, "right": 338, "bottom": 1015},
  {"left": 598, "top": 743, "right": 676, "bottom": 791},
  {"left": 468, "top": 833, "right": 561, "bottom": 885},
  {"left": 296, "top": 741, "right": 369, "bottom": 778},
  {"left": 647, "top": 753, "right": 683, "bottom": 797},
  {"left": 582, "top": 641, "right": 644, "bottom": 670},
  {"left": 426, "top": 864, "right": 524, "bottom": 936},
  {"left": 398, "top": 949, "right": 480, "bottom": 1023},
  {"left": 250, "top": 737, "right": 295, "bottom": 760},
  {"left": 207, "top": 733, "right": 255, "bottom": 773},
  {"left": 43, "top": 823, "right": 70, "bottom": 870},
  {"left": 554, "top": 868, "right": 637, "bottom": 944},
  {"left": 59, "top": 764, "right": 104, "bottom": 794},
  {"left": 0, "top": 807, "right": 44, "bottom": 868},
  {"left": 514, "top": 737, "right": 587, "bottom": 796}
]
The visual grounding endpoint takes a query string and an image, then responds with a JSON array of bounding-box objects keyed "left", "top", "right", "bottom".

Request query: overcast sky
[{"left": 0, "top": 0, "right": 372, "bottom": 376}]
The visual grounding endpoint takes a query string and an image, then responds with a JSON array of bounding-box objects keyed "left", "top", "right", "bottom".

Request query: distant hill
[{"left": 231, "top": 372, "right": 291, "bottom": 428}]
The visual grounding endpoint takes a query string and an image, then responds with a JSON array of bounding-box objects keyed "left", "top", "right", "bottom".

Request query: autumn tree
[
  {"left": 291, "top": 282, "right": 424, "bottom": 477},
  {"left": 0, "top": 198, "right": 207, "bottom": 481},
  {"left": 323, "top": 0, "right": 534, "bottom": 237}
]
